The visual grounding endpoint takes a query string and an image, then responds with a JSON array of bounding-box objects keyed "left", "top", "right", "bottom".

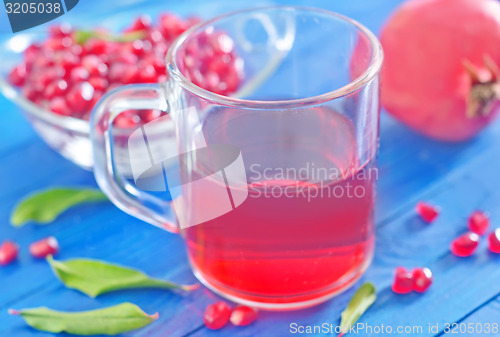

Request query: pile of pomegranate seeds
[
  {"left": 8, "top": 13, "right": 244, "bottom": 128},
  {"left": 392, "top": 267, "right": 432, "bottom": 294},
  {"left": 449, "top": 210, "right": 500, "bottom": 257},
  {"left": 415, "top": 201, "right": 440, "bottom": 223},
  {"left": 29, "top": 236, "right": 59, "bottom": 259},
  {"left": 0, "top": 241, "right": 19, "bottom": 266},
  {"left": 203, "top": 302, "right": 258, "bottom": 330}
]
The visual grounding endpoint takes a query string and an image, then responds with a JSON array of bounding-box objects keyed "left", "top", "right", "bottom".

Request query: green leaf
[
  {"left": 73, "top": 30, "right": 146, "bottom": 44},
  {"left": 11, "top": 188, "right": 108, "bottom": 227},
  {"left": 339, "top": 282, "right": 376, "bottom": 336},
  {"left": 48, "top": 256, "right": 198, "bottom": 298},
  {"left": 9, "top": 303, "right": 158, "bottom": 335}
]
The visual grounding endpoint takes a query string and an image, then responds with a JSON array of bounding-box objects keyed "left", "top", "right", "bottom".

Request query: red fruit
[
  {"left": 139, "top": 109, "right": 163, "bottom": 123},
  {"left": 122, "top": 66, "right": 140, "bottom": 84},
  {"left": 230, "top": 306, "right": 258, "bottom": 326},
  {"left": 84, "top": 38, "right": 109, "bottom": 55},
  {"left": 29, "top": 236, "right": 59, "bottom": 258},
  {"left": 0, "top": 241, "right": 19, "bottom": 266},
  {"left": 45, "top": 79, "right": 69, "bottom": 99},
  {"left": 113, "top": 111, "right": 141, "bottom": 128},
  {"left": 88, "top": 77, "right": 109, "bottom": 92},
  {"left": 415, "top": 202, "right": 440, "bottom": 223},
  {"left": 137, "top": 65, "right": 158, "bottom": 83},
  {"left": 70, "top": 67, "right": 90, "bottom": 82},
  {"left": 468, "top": 211, "right": 489, "bottom": 235},
  {"left": 9, "top": 64, "right": 27, "bottom": 86},
  {"left": 126, "top": 15, "right": 152, "bottom": 32},
  {"left": 66, "top": 82, "right": 95, "bottom": 114},
  {"left": 49, "top": 23, "right": 72, "bottom": 37},
  {"left": 392, "top": 267, "right": 413, "bottom": 294},
  {"left": 59, "top": 52, "right": 80, "bottom": 73},
  {"left": 451, "top": 232, "right": 480, "bottom": 257},
  {"left": 81, "top": 55, "right": 108, "bottom": 77},
  {"left": 488, "top": 229, "right": 500, "bottom": 253},
  {"left": 204, "top": 302, "right": 231, "bottom": 330},
  {"left": 24, "top": 44, "right": 41, "bottom": 65},
  {"left": 22, "top": 85, "right": 41, "bottom": 103},
  {"left": 411, "top": 267, "right": 433, "bottom": 293},
  {"left": 50, "top": 97, "right": 71, "bottom": 116},
  {"left": 159, "top": 13, "right": 188, "bottom": 41},
  {"left": 381, "top": 0, "right": 500, "bottom": 141}
]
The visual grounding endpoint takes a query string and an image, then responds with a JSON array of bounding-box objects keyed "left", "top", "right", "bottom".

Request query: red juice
[{"left": 182, "top": 107, "right": 376, "bottom": 307}]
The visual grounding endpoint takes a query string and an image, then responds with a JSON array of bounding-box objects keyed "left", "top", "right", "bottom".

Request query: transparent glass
[{"left": 91, "top": 6, "right": 382, "bottom": 310}]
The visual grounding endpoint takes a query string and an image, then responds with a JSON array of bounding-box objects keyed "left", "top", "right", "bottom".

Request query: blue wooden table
[{"left": 3, "top": 0, "right": 500, "bottom": 336}]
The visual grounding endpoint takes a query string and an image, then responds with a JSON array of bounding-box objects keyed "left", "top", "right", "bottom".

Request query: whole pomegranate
[{"left": 381, "top": 0, "right": 500, "bottom": 141}]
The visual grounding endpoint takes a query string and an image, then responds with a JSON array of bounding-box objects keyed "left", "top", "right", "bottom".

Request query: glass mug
[{"left": 91, "top": 6, "right": 382, "bottom": 310}]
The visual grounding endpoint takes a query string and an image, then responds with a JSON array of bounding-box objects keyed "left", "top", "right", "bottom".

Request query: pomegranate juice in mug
[
  {"left": 184, "top": 106, "right": 377, "bottom": 305},
  {"left": 92, "top": 6, "right": 383, "bottom": 309}
]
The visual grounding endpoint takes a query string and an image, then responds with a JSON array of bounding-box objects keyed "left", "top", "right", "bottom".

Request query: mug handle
[{"left": 90, "top": 83, "right": 179, "bottom": 233}]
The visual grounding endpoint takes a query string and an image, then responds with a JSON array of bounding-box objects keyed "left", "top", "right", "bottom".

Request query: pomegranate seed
[
  {"left": 139, "top": 109, "right": 162, "bottom": 123},
  {"left": 126, "top": 15, "right": 152, "bottom": 32},
  {"left": 128, "top": 40, "right": 152, "bottom": 57},
  {"left": 488, "top": 229, "right": 500, "bottom": 253},
  {"left": 67, "top": 82, "right": 95, "bottom": 114},
  {"left": 45, "top": 79, "right": 69, "bottom": 99},
  {"left": 230, "top": 306, "right": 258, "bottom": 326},
  {"left": 204, "top": 71, "right": 220, "bottom": 92},
  {"left": 70, "top": 67, "right": 90, "bottom": 82},
  {"left": 411, "top": 267, "right": 433, "bottom": 293},
  {"left": 9, "top": 64, "right": 27, "bottom": 86},
  {"left": 138, "top": 65, "right": 158, "bottom": 83},
  {"left": 108, "top": 63, "right": 128, "bottom": 83},
  {"left": 113, "top": 111, "right": 141, "bottom": 128},
  {"left": 34, "top": 66, "right": 64, "bottom": 88},
  {"left": 70, "top": 44, "right": 83, "bottom": 57},
  {"left": 468, "top": 211, "right": 489, "bottom": 235},
  {"left": 122, "top": 66, "right": 140, "bottom": 84},
  {"left": 24, "top": 44, "right": 41, "bottom": 64},
  {"left": 159, "top": 13, "right": 188, "bottom": 40},
  {"left": 29, "top": 236, "right": 59, "bottom": 258},
  {"left": 84, "top": 39, "right": 109, "bottom": 55},
  {"left": 415, "top": 202, "right": 440, "bottom": 223},
  {"left": 60, "top": 52, "right": 80, "bottom": 73},
  {"left": 49, "top": 23, "right": 72, "bottom": 37},
  {"left": 147, "top": 29, "right": 164, "bottom": 44},
  {"left": 451, "top": 232, "right": 480, "bottom": 257},
  {"left": 81, "top": 55, "right": 108, "bottom": 77},
  {"left": 50, "top": 97, "right": 71, "bottom": 116},
  {"left": 89, "top": 90, "right": 104, "bottom": 110},
  {"left": 22, "top": 85, "right": 40, "bottom": 102},
  {"left": 112, "top": 52, "right": 138, "bottom": 65},
  {"left": 204, "top": 302, "right": 231, "bottom": 330},
  {"left": 0, "top": 241, "right": 19, "bottom": 266},
  {"left": 88, "top": 77, "right": 109, "bottom": 92},
  {"left": 392, "top": 267, "right": 413, "bottom": 294}
]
